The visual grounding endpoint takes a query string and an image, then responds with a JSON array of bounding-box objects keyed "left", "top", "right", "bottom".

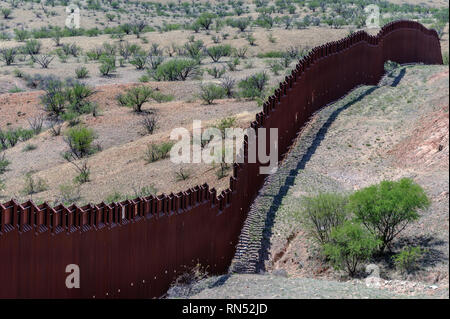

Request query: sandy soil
[{"left": 0, "top": 82, "right": 260, "bottom": 205}]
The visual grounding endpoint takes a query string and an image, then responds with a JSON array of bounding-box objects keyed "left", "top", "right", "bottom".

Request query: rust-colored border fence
[{"left": 0, "top": 21, "right": 442, "bottom": 298}]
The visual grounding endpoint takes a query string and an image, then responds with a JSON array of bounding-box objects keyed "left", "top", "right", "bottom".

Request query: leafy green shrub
[
  {"left": 75, "top": 66, "right": 89, "bottom": 79},
  {"left": 117, "top": 86, "right": 153, "bottom": 112},
  {"left": 40, "top": 80, "right": 67, "bottom": 118},
  {"left": 299, "top": 193, "right": 349, "bottom": 245},
  {"left": 183, "top": 40, "right": 204, "bottom": 61},
  {"left": 64, "top": 126, "right": 96, "bottom": 159},
  {"left": 206, "top": 44, "right": 232, "bottom": 62},
  {"left": 393, "top": 246, "right": 426, "bottom": 274},
  {"left": 0, "top": 47, "right": 17, "bottom": 65},
  {"left": 246, "top": 34, "right": 256, "bottom": 46},
  {"left": 130, "top": 54, "right": 147, "bottom": 70},
  {"left": 99, "top": 55, "right": 116, "bottom": 76},
  {"left": 238, "top": 72, "right": 269, "bottom": 99},
  {"left": 23, "top": 39, "right": 41, "bottom": 55},
  {"left": 0, "top": 127, "right": 35, "bottom": 149},
  {"left": 14, "top": 29, "right": 29, "bottom": 41},
  {"left": 198, "top": 83, "right": 226, "bottom": 104},
  {"left": 196, "top": 12, "right": 216, "bottom": 30},
  {"left": 323, "top": 222, "right": 381, "bottom": 277},
  {"left": 348, "top": 178, "right": 430, "bottom": 252},
  {"left": 231, "top": 17, "right": 251, "bottom": 32},
  {"left": 153, "top": 58, "right": 200, "bottom": 81},
  {"left": 1, "top": 8, "right": 12, "bottom": 19},
  {"left": 206, "top": 66, "right": 226, "bottom": 78},
  {"left": 151, "top": 91, "right": 174, "bottom": 103},
  {"left": 66, "top": 83, "right": 95, "bottom": 115},
  {"left": 144, "top": 141, "right": 174, "bottom": 163}
]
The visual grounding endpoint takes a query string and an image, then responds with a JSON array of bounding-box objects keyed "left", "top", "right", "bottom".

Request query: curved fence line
[{"left": 0, "top": 20, "right": 442, "bottom": 298}]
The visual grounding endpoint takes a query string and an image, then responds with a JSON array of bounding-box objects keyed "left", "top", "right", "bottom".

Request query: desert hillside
[{"left": 168, "top": 64, "right": 449, "bottom": 299}]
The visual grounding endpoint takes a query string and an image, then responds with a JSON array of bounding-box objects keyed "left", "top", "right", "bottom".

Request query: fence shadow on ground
[{"left": 255, "top": 85, "right": 379, "bottom": 273}]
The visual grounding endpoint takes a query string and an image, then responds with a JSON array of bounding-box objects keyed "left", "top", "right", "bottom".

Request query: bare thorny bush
[
  {"left": 168, "top": 262, "right": 209, "bottom": 297},
  {"left": 27, "top": 114, "right": 45, "bottom": 134},
  {"left": 140, "top": 113, "right": 158, "bottom": 135}
]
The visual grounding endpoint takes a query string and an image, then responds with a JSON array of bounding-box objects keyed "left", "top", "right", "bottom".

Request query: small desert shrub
[
  {"left": 238, "top": 72, "right": 269, "bottom": 99},
  {"left": 1, "top": 8, "right": 12, "bottom": 19},
  {"left": 348, "top": 178, "right": 430, "bottom": 252},
  {"left": 195, "top": 12, "right": 216, "bottom": 30},
  {"left": 175, "top": 167, "right": 191, "bottom": 181},
  {"left": 117, "top": 86, "right": 153, "bottom": 112},
  {"left": 147, "top": 54, "right": 164, "bottom": 70},
  {"left": 153, "top": 58, "right": 200, "bottom": 81},
  {"left": 0, "top": 153, "right": 10, "bottom": 174},
  {"left": 323, "top": 221, "right": 381, "bottom": 277},
  {"left": 205, "top": 44, "right": 232, "bottom": 62},
  {"left": 0, "top": 47, "right": 18, "bottom": 65},
  {"left": 75, "top": 66, "right": 89, "bottom": 79},
  {"left": 62, "top": 43, "right": 81, "bottom": 57},
  {"left": 21, "top": 173, "right": 48, "bottom": 196},
  {"left": 130, "top": 54, "right": 147, "bottom": 70},
  {"left": 23, "top": 39, "right": 41, "bottom": 55},
  {"left": 73, "top": 161, "right": 91, "bottom": 184},
  {"left": 299, "top": 193, "right": 349, "bottom": 245},
  {"left": 140, "top": 114, "right": 158, "bottom": 135},
  {"left": 66, "top": 83, "right": 95, "bottom": 115},
  {"left": 64, "top": 126, "right": 96, "bottom": 159},
  {"left": 33, "top": 54, "right": 55, "bottom": 69},
  {"left": 206, "top": 66, "right": 226, "bottom": 78},
  {"left": 144, "top": 141, "right": 174, "bottom": 163},
  {"left": 99, "top": 56, "right": 116, "bottom": 76},
  {"left": 226, "top": 58, "right": 240, "bottom": 71},
  {"left": 151, "top": 91, "right": 174, "bottom": 103},
  {"left": 221, "top": 76, "right": 236, "bottom": 98},
  {"left": 22, "top": 144, "right": 37, "bottom": 152},
  {"left": 40, "top": 79, "right": 67, "bottom": 118},
  {"left": 384, "top": 60, "right": 400, "bottom": 74},
  {"left": 183, "top": 40, "right": 204, "bottom": 61},
  {"left": 443, "top": 52, "right": 449, "bottom": 65},
  {"left": 13, "top": 68, "right": 24, "bottom": 78},
  {"left": 57, "top": 183, "right": 81, "bottom": 205},
  {"left": 246, "top": 34, "right": 256, "bottom": 46},
  {"left": 14, "top": 29, "right": 29, "bottom": 42},
  {"left": 393, "top": 246, "right": 426, "bottom": 274},
  {"left": 27, "top": 114, "right": 45, "bottom": 134},
  {"left": 198, "top": 83, "right": 226, "bottom": 104},
  {"left": 0, "top": 127, "right": 34, "bottom": 149}
]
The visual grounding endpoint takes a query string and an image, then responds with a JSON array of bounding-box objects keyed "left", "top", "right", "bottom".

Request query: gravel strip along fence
[{"left": 229, "top": 85, "right": 379, "bottom": 274}]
